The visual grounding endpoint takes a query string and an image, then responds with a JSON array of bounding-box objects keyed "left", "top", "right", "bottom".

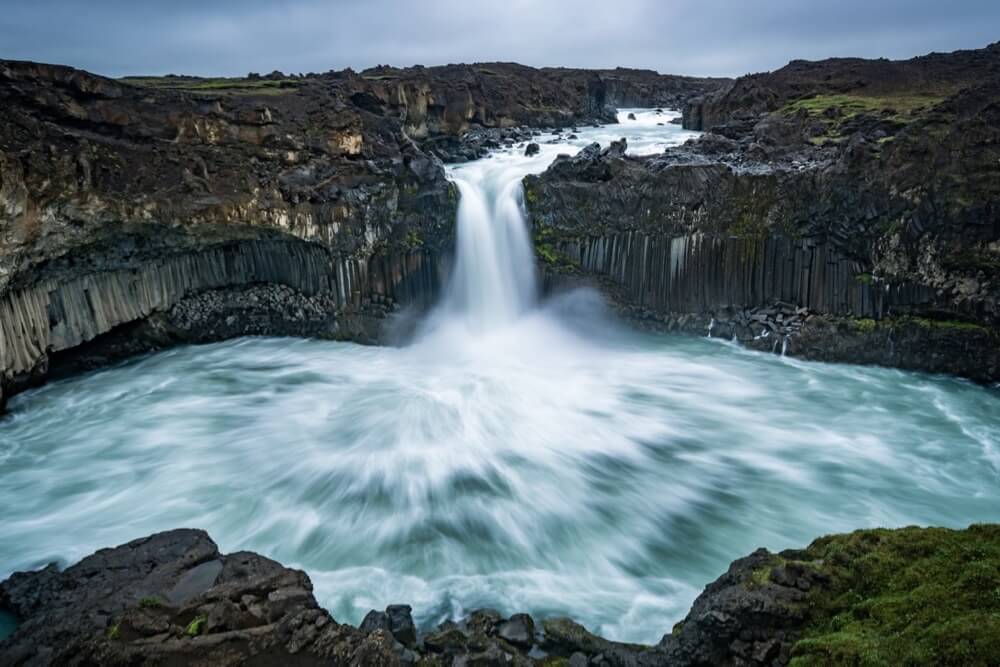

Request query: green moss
[
  {"left": 107, "top": 622, "right": 120, "bottom": 640},
  {"left": 524, "top": 186, "right": 539, "bottom": 205},
  {"left": 853, "top": 318, "right": 877, "bottom": 333},
  {"left": 784, "top": 92, "right": 948, "bottom": 145},
  {"left": 783, "top": 93, "right": 946, "bottom": 121},
  {"left": 121, "top": 76, "right": 300, "bottom": 95},
  {"left": 907, "top": 316, "right": 989, "bottom": 333},
  {"left": 854, "top": 273, "right": 874, "bottom": 285},
  {"left": 404, "top": 230, "right": 423, "bottom": 249},
  {"left": 848, "top": 316, "right": 992, "bottom": 336},
  {"left": 533, "top": 226, "right": 578, "bottom": 270},
  {"left": 746, "top": 560, "right": 780, "bottom": 590},
  {"left": 184, "top": 615, "right": 207, "bottom": 637},
  {"left": 138, "top": 596, "right": 163, "bottom": 609},
  {"left": 790, "top": 525, "right": 1000, "bottom": 666}
]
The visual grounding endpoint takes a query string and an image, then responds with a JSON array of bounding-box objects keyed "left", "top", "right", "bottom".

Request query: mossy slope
[{"left": 792, "top": 524, "right": 1000, "bottom": 666}]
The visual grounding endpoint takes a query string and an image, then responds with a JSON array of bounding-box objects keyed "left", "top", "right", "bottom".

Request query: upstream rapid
[{"left": 1, "top": 111, "right": 998, "bottom": 644}]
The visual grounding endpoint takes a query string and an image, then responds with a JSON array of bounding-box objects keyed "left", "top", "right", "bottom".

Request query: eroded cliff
[{"left": 526, "top": 44, "right": 1000, "bottom": 381}]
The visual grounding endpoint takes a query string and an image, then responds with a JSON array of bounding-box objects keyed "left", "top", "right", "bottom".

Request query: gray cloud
[{"left": 1, "top": 0, "right": 997, "bottom": 77}]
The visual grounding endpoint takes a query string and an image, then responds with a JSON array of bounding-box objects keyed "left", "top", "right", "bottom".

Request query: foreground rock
[{"left": 3, "top": 525, "right": 999, "bottom": 665}]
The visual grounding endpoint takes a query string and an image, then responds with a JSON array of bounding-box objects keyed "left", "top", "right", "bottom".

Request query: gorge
[{"left": 1, "top": 42, "right": 1000, "bottom": 667}]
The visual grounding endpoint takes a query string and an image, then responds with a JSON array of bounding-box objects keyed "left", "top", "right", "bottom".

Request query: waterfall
[{"left": 437, "top": 159, "right": 539, "bottom": 331}]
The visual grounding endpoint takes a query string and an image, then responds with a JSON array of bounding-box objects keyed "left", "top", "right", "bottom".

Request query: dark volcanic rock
[
  {"left": 0, "top": 529, "right": 399, "bottom": 665},
  {"left": 0, "top": 58, "right": 727, "bottom": 410},
  {"left": 525, "top": 142, "right": 540, "bottom": 156},
  {"left": 657, "top": 548, "right": 824, "bottom": 666},
  {"left": 526, "top": 42, "right": 1000, "bottom": 381},
  {"left": 361, "top": 604, "right": 417, "bottom": 648},
  {"left": 4, "top": 525, "right": 998, "bottom": 666}
]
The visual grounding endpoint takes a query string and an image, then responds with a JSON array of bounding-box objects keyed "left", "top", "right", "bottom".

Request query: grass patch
[
  {"left": 121, "top": 76, "right": 301, "bottom": 95},
  {"left": 784, "top": 92, "right": 948, "bottom": 145},
  {"left": 783, "top": 93, "right": 946, "bottom": 120},
  {"left": 138, "top": 596, "right": 163, "bottom": 609},
  {"left": 790, "top": 525, "right": 1000, "bottom": 666},
  {"left": 184, "top": 615, "right": 207, "bottom": 637}
]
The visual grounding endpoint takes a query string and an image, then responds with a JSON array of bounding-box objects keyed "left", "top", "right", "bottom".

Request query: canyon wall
[
  {"left": 526, "top": 43, "right": 1000, "bottom": 381},
  {"left": 0, "top": 57, "right": 724, "bottom": 410}
]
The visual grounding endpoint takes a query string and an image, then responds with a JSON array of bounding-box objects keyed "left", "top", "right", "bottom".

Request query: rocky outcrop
[
  {"left": 0, "top": 57, "right": 729, "bottom": 411},
  {"left": 0, "top": 58, "right": 459, "bottom": 409},
  {"left": 682, "top": 42, "right": 1000, "bottom": 131},
  {"left": 360, "top": 62, "right": 726, "bottom": 141},
  {"left": 4, "top": 524, "right": 998, "bottom": 665},
  {"left": 527, "top": 43, "right": 1000, "bottom": 381}
]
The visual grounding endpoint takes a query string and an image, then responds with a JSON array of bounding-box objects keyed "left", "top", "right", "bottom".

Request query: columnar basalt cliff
[
  {"left": 3, "top": 525, "right": 997, "bottom": 665},
  {"left": 0, "top": 59, "right": 722, "bottom": 411},
  {"left": 527, "top": 43, "right": 1000, "bottom": 381}
]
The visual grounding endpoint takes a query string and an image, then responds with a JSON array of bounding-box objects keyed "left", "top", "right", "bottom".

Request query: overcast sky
[{"left": 2, "top": 0, "right": 997, "bottom": 78}]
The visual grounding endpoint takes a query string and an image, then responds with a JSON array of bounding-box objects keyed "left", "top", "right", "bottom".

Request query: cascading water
[
  {"left": 434, "top": 163, "right": 538, "bottom": 330},
  {"left": 1, "top": 110, "right": 999, "bottom": 644}
]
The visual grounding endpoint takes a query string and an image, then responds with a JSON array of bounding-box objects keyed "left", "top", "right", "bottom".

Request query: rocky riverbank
[
  {"left": 3, "top": 43, "right": 1000, "bottom": 405},
  {"left": 527, "top": 42, "right": 1000, "bottom": 381},
  {"left": 2, "top": 524, "right": 997, "bottom": 665},
  {"left": 0, "top": 59, "right": 723, "bottom": 411}
]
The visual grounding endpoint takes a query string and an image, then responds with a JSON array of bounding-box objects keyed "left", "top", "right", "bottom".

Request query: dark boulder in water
[
  {"left": 627, "top": 112, "right": 637, "bottom": 120},
  {"left": 525, "top": 142, "right": 541, "bottom": 156}
]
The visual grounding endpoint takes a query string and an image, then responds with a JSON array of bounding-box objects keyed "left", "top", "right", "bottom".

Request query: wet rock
[
  {"left": 627, "top": 112, "right": 637, "bottom": 120},
  {"left": 601, "top": 137, "right": 627, "bottom": 158},
  {"left": 0, "top": 529, "right": 397, "bottom": 665},
  {"left": 497, "top": 613, "right": 535, "bottom": 648},
  {"left": 525, "top": 142, "right": 540, "bottom": 156},
  {"left": 361, "top": 604, "right": 417, "bottom": 647}
]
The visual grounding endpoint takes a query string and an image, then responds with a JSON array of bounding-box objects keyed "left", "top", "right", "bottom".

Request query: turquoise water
[
  {"left": 1, "top": 292, "right": 998, "bottom": 644},
  {"left": 0, "top": 610, "right": 16, "bottom": 642}
]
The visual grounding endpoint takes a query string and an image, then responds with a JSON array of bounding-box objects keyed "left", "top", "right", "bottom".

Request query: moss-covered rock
[{"left": 791, "top": 525, "right": 1000, "bottom": 666}]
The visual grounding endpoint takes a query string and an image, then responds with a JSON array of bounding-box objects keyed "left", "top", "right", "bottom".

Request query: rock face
[
  {"left": 0, "top": 530, "right": 409, "bottom": 665},
  {"left": 0, "top": 59, "right": 725, "bottom": 411},
  {"left": 4, "top": 525, "right": 998, "bottom": 665},
  {"left": 527, "top": 42, "right": 1000, "bottom": 381}
]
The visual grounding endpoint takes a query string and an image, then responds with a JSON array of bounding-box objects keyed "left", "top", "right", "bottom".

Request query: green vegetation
[
  {"left": 120, "top": 76, "right": 301, "bottom": 96},
  {"left": 907, "top": 316, "right": 989, "bottom": 333},
  {"left": 138, "top": 596, "right": 163, "bottom": 609},
  {"left": 533, "top": 226, "right": 578, "bottom": 270},
  {"left": 404, "top": 230, "right": 424, "bottom": 249},
  {"left": 852, "top": 318, "right": 877, "bottom": 333},
  {"left": 783, "top": 93, "right": 947, "bottom": 120},
  {"left": 184, "top": 615, "right": 207, "bottom": 637},
  {"left": 854, "top": 272, "right": 874, "bottom": 285},
  {"left": 784, "top": 92, "right": 949, "bottom": 145},
  {"left": 791, "top": 525, "right": 1000, "bottom": 666},
  {"left": 746, "top": 557, "right": 784, "bottom": 590},
  {"left": 107, "top": 622, "right": 120, "bottom": 640},
  {"left": 524, "top": 185, "right": 539, "bottom": 205},
  {"left": 848, "top": 315, "right": 991, "bottom": 335}
]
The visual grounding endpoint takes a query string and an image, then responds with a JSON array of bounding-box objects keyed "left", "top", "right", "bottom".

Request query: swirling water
[{"left": 1, "top": 111, "right": 998, "bottom": 644}]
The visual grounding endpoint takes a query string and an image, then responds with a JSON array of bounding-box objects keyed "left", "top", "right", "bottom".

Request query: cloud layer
[{"left": 2, "top": 0, "right": 997, "bottom": 77}]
